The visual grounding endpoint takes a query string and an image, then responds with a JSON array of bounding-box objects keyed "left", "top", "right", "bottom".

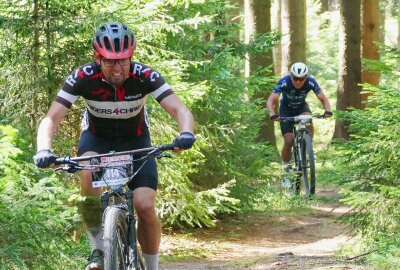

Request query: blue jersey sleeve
[
  {"left": 308, "top": 76, "right": 322, "bottom": 95},
  {"left": 272, "top": 76, "right": 289, "bottom": 94}
]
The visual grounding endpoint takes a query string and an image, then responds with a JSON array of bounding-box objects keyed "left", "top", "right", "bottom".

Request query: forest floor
[{"left": 158, "top": 186, "right": 374, "bottom": 270}]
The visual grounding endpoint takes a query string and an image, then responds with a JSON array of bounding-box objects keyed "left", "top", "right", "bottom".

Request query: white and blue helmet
[{"left": 290, "top": 62, "right": 309, "bottom": 77}]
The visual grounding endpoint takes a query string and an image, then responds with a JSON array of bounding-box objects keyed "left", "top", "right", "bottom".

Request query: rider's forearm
[
  {"left": 322, "top": 99, "right": 331, "bottom": 112},
  {"left": 317, "top": 93, "right": 331, "bottom": 112},
  {"left": 176, "top": 107, "right": 195, "bottom": 133},
  {"left": 266, "top": 99, "right": 277, "bottom": 116},
  {"left": 36, "top": 117, "right": 58, "bottom": 151}
]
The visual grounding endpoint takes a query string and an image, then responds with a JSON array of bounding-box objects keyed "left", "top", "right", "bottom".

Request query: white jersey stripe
[
  {"left": 58, "top": 89, "right": 79, "bottom": 104},
  {"left": 84, "top": 97, "right": 148, "bottom": 119},
  {"left": 151, "top": 82, "right": 171, "bottom": 99}
]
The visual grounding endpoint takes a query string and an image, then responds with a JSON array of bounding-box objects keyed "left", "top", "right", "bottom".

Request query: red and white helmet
[
  {"left": 290, "top": 62, "right": 309, "bottom": 77},
  {"left": 92, "top": 22, "right": 136, "bottom": 59}
]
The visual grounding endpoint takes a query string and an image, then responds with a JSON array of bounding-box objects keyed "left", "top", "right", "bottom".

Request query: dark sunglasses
[
  {"left": 101, "top": 58, "right": 131, "bottom": 67},
  {"left": 292, "top": 76, "right": 306, "bottom": 82}
]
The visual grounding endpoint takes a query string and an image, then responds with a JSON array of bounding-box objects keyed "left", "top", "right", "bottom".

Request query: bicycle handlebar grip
[
  {"left": 54, "top": 157, "right": 66, "bottom": 165},
  {"left": 54, "top": 157, "right": 76, "bottom": 165},
  {"left": 158, "top": 144, "right": 175, "bottom": 151}
]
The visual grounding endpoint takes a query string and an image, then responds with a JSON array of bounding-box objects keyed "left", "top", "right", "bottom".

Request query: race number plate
[
  {"left": 100, "top": 155, "right": 132, "bottom": 166},
  {"left": 91, "top": 155, "right": 133, "bottom": 188}
]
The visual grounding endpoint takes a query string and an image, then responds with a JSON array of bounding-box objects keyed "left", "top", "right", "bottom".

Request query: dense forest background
[{"left": 0, "top": 0, "right": 399, "bottom": 269}]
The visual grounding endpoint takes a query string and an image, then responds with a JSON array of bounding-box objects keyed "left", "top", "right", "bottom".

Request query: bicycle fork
[
  {"left": 296, "top": 130, "right": 310, "bottom": 171},
  {"left": 126, "top": 189, "right": 143, "bottom": 269},
  {"left": 294, "top": 134, "right": 303, "bottom": 171},
  {"left": 101, "top": 190, "right": 140, "bottom": 269}
]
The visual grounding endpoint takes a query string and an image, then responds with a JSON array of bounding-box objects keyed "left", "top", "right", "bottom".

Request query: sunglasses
[
  {"left": 292, "top": 76, "right": 306, "bottom": 82},
  {"left": 101, "top": 58, "right": 131, "bottom": 67}
]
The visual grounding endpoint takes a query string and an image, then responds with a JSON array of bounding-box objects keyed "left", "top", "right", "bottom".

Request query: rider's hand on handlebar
[
  {"left": 173, "top": 132, "right": 196, "bottom": 150},
  {"left": 270, "top": 114, "right": 280, "bottom": 121},
  {"left": 33, "top": 149, "right": 58, "bottom": 168},
  {"left": 323, "top": 111, "right": 333, "bottom": 118}
]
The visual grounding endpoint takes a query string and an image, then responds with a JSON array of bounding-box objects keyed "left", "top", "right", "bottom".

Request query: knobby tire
[
  {"left": 103, "top": 207, "right": 129, "bottom": 270},
  {"left": 302, "top": 134, "right": 316, "bottom": 196},
  {"left": 292, "top": 142, "right": 301, "bottom": 195}
]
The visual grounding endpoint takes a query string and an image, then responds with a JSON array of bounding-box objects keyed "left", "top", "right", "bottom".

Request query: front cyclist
[
  {"left": 33, "top": 22, "right": 196, "bottom": 270},
  {"left": 266, "top": 62, "right": 332, "bottom": 187}
]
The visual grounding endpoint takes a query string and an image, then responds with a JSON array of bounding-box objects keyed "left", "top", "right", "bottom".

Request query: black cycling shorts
[
  {"left": 279, "top": 103, "right": 312, "bottom": 135},
  {"left": 78, "top": 129, "right": 158, "bottom": 191}
]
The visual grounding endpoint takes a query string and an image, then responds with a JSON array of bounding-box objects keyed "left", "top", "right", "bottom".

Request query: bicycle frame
[
  {"left": 280, "top": 115, "right": 320, "bottom": 196},
  {"left": 293, "top": 116, "right": 312, "bottom": 170}
]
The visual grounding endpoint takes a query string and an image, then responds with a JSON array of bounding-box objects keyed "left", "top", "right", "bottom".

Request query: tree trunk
[
  {"left": 281, "top": 0, "right": 306, "bottom": 74},
  {"left": 45, "top": 0, "right": 55, "bottom": 107},
  {"left": 320, "top": 0, "right": 330, "bottom": 13},
  {"left": 247, "top": 0, "right": 277, "bottom": 146},
  {"left": 272, "top": 0, "right": 282, "bottom": 76},
  {"left": 361, "top": 0, "right": 381, "bottom": 108},
  {"left": 32, "top": 0, "right": 39, "bottom": 129},
  {"left": 334, "top": 0, "right": 362, "bottom": 140},
  {"left": 379, "top": 2, "right": 386, "bottom": 44},
  {"left": 228, "top": 0, "right": 242, "bottom": 42},
  {"left": 398, "top": 0, "right": 400, "bottom": 68}
]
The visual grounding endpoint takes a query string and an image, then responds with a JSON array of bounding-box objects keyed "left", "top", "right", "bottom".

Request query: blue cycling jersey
[{"left": 272, "top": 75, "right": 322, "bottom": 110}]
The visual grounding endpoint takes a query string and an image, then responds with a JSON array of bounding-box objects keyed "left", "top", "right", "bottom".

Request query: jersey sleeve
[
  {"left": 272, "top": 77, "right": 288, "bottom": 94},
  {"left": 308, "top": 77, "right": 322, "bottom": 95},
  {"left": 55, "top": 64, "right": 96, "bottom": 108},
  {"left": 131, "top": 62, "right": 174, "bottom": 103}
]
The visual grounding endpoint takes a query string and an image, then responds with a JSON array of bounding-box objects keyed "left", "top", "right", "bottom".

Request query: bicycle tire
[
  {"left": 301, "top": 134, "right": 316, "bottom": 196},
  {"left": 130, "top": 215, "right": 145, "bottom": 270},
  {"left": 292, "top": 143, "right": 301, "bottom": 195},
  {"left": 103, "top": 207, "right": 129, "bottom": 270}
]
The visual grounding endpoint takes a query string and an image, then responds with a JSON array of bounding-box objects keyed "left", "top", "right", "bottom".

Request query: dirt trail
[{"left": 159, "top": 188, "right": 373, "bottom": 270}]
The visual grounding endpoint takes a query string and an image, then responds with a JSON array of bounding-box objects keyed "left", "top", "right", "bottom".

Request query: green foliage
[
  {"left": 0, "top": 125, "right": 87, "bottom": 269},
  {"left": 368, "top": 241, "right": 400, "bottom": 270},
  {"left": 229, "top": 181, "right": 311, "bottom": 214},
  {"left": 332, "top": 49, "right": 400, "bottom": 269},
  {"left": 0, "top": 3, "right": 282, "bottom": 267},
  {"left": 307, "top": 0, "right": 339, "bottom": 80}
]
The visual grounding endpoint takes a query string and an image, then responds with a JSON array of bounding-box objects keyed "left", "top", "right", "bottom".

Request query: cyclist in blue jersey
[
  {"left": 266, "top": 62, "right": 332, "bottom": 187},
  {"left": 33, "top": 22, "right": 196, "bottom": 270}
]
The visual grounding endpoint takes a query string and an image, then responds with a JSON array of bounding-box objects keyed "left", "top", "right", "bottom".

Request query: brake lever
[
  {"left": 155, "top": 153, "right": 172, "bottom": 159},
  {"left": 55, "top": 164, "right": 83, "bottom": 173}
]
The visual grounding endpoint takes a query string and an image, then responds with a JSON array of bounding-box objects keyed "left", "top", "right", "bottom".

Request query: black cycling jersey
[
  {"left": 272, "top": 75, "right": 322, "bottom": 111},
  {"left": 55, "top": 61, "right": 173, "bottom": 139}
]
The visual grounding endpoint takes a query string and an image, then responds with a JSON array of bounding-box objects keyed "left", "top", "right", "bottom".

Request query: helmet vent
[
  {"left": 104, "top": 37, "right": 112, "bottom": 51},
  {"left": 114, "top": 38, "right": 121, "bottom": 52},
  {"left": 96, "top": 36, "right": 102, "bottom": 48},
  {"left": 123, "top": 35, "right": 129, "bottom": 51}
]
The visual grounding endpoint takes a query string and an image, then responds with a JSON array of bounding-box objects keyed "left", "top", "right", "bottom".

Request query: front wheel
[
  {"left": 103, "top": 207, "right": 129, "bottom": 270},
  {"left": 301, "top": 134, "right": 316, "bottom": 197}
]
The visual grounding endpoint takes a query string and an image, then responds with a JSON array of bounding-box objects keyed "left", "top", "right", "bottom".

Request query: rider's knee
[
  {"left": 283, "top": 136, "right": 294, "bottom": 147},
  {"left": 135, "top": 201, "right": 156, "bottom": 222},
  {"left": 77, "top": 196, "right": 103, "bottom": 227},
  {"left": 80, "top": 171, "right": 102, "bottom": 196}
]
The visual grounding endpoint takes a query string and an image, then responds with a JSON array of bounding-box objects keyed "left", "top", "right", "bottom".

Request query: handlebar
[
  {"left": 279, "top": 114, "right": 325, "bottom": 122},
  {"left": 54, "top": 143, "right": 175, "bottom": 173}
]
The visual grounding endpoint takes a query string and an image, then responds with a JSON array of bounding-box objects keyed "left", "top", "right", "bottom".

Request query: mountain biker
[
  {"left": 266, "top": 62, "right": 332, "bottom": 187},
  {"left": 33, "top": 22, "right": 196, "bottom": 270}
]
